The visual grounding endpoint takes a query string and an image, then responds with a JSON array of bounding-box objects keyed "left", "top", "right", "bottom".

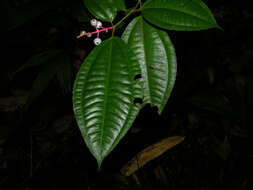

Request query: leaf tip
[
  {"left": 97, "top": 159, "right": 103, "bottom": 171},
  {"left": 157, "top": 109, "right": 162, "bottom": 115},
  {"left": 216, "top": 25, "right": 224, "bottom": 32}
]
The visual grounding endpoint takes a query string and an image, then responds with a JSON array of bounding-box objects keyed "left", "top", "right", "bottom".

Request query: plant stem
[
  {"left": 112, "top": 1, "right": 141, "bottom": 36},
  {"left": 138, "top": 0, "right": 142, "bottom": 10},
  {"left": 77, "top": 27, "right": 113, "bottom": 39}
]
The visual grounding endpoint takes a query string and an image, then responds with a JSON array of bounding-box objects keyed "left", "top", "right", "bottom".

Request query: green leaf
[
  {"left": 122, "top": 16, "right": 177, "bottom": 114},
  {"left": 73, "top": 37, "right": 142, "bottom": 168},
  {"left": 115, "top": 0, "right": 126, "bottom": 11},
  {"left": 84, "top": 0, "right": 118, "bottom": 22},
  {"left": 142, "top": 0, "right": 220, "bottom": 31}
]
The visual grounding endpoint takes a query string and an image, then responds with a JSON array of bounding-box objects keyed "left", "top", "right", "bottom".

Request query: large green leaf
[
  {"left": 122, "top": 16, "right": 177, "bottom": 114},
  {"left": 73, "top": 37, "right": 142, "bottom": 168},
  {"left": 142, "top": 0, "right": 220, "bottom": 31},
  {"left": 84, "top": 0, "right": 118, "bottom": 22}
]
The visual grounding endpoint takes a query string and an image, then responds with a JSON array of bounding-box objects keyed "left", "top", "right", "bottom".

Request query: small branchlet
[{"left": 77, "top": 19, "right": 113, "bottom": 45}]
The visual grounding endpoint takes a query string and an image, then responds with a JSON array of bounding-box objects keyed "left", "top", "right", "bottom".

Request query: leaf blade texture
[
  {"left": 73, "top": 37, "right": 142, "bottom": 168},
  {"left": 84, "top": 0, "right": 118, "bottom": 22},
  {"left": 122, "top": 16, "right": 177, "bottom": 113},
  {"left": 142, "top": 0, "right": 220, "bottom": 31},
  {"left": 115, "top": 0, "right": 126, "bottom": 11}
]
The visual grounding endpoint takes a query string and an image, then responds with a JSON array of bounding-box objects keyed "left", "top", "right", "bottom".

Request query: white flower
[
  {"left": 90, "top": 19, "right": 97, "bottom": 27},
  {"left": 94, "top": 38, "right": 102, "bottom": 45},
  {"left": 80, "top": 31, "right": 86, "bottom": 35},
  {"left": 96, "top": 21, "right": 102, "bottom": 28}
]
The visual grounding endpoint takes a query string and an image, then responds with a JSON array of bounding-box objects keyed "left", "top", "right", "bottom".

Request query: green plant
[{"left": 73, "top": 0, "right": 220, "bottom": 169}]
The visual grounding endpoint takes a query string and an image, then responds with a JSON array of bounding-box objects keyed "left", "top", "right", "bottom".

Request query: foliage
[
  {"left": 1, "top": 0, "right": 252, "bottom": 189},
  {"left": 73, "top": 0, "right": 220, "bottom": 168}
]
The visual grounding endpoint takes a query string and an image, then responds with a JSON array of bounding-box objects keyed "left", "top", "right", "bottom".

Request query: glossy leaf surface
[
  {"left": 122, "top": 17, "right": 177, "bottom": 113},
  {"left": 84, "top": 0, "right": 117, "bottom": 22},
  {"left": 142, "top": 0, "right": 219, "bottom": 31},
  {"left": 73, "top": 37, "right": 142, "bottom": 168}
]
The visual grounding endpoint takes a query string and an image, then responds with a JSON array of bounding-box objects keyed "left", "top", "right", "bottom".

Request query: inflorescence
[{"left": 77, "top": 19, "right": 113, "bottom": 45}]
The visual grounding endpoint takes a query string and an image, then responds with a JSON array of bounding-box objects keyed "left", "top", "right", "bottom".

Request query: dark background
[{"left": 0, "top": 0, "right": 252, "bottom": 189}]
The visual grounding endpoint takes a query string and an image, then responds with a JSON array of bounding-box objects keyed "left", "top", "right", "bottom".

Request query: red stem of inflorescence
[{"left": 76, "top": 26, "right": 113, "bottom": 39}]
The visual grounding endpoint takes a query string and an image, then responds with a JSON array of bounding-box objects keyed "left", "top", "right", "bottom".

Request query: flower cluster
[{"left": 77, "top": 19, "right": 113, "bottom": 46}]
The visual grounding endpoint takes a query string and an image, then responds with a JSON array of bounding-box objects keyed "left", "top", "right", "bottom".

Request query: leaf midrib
[
  {"left": 108, "top": 39, "right": 138, "bottom": 156},
  {"left": 100, "top": 39, "right": 113, "bottom": 156}
]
